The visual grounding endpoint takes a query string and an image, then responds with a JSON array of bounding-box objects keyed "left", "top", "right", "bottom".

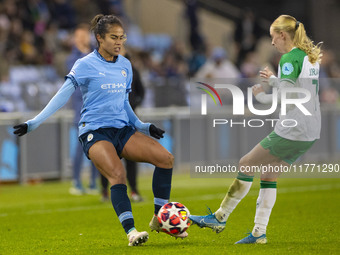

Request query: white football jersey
[{"left": 275, "top": 47, "right": 321, "bottom": 141}]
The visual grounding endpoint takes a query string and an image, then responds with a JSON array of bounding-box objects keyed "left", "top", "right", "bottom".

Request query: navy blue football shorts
[{"left": 79, "top": 126, "right": 136, "bottom": 159}]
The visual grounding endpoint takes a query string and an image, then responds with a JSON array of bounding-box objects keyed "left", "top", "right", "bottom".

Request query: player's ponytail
[
  {"left": 271, "top": 15, "right": 322, "bottom": 64},
  {"left": 90, "top": 14, "right": 124, "bottom": 46},
  {"left": 293, "top": 22, "right": 322, "bottom": 64},
  {"left": 90, "top": 14, "right": 104, "bottom": 32}
]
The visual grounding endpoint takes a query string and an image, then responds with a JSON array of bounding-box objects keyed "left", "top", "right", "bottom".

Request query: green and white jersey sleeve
[
  {"left": 279, "top": 48, "right": 305, "bottom": 83},
  {"left": 275, "top": 48, "right": 321, "bottom": 141}
]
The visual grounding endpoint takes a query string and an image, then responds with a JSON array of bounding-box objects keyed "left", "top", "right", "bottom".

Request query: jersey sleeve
[
  {"left": 279, "top": 52, "right": 303, "bottom": 84},
  {"left": 125, "top": 60, "right": 133, "bottom": 93},
  {"left": 65, "top": 59, "right": 88, "bottom": 88},
  {"left": 26, "top": 78, "right": 76, "bottom": 132},
  {"left": 255, "top": 80, "right": 294, "bottom": 104}
]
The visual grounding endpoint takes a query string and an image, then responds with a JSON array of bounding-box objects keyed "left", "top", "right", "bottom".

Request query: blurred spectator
[
  {"left": 49, "top": 0, "right": 76, "bottom": 29},
  {"left": 188, "top": 46, "right": 207, "bottom": 77},
  {"left": 147, "top": 40, "right": 189, "bottom": 107},
  {"left": 72, "top": 0, "right": 100, "bottom": 25},
  {"left": 185, "top": 0, "right": 207, "bottom": 77},
  {"left": 108, "top": 0, "right": 125, "bottom": 18},
  {"left": 234, "top": 9, "right": 262, "bottom": 67},
  {"left": 161, "top": 41, "right": 188, "bottom": 79},
  {"left": 195, "top": 47, "right": 240, "bottom": 79},
  {"left": 320, "top": 87, "right": 339, "bottom": 104},
  {"left": 23, "top": 0, "right": 51, "bottom": 36},
  {"left": 240, "top": 52, "right": 261, "bottom": 79},
  {"left": 124, "top": 22, "right": 144, "bottom": 50},
  {"left": 2, "top": 0, "right": 19, "bottom": 21},
  {"left": 238, "top": 52, "right": 261, "bottom": 96},
  {"left": 66, "top": 23, "right": 99, "bottom": 196},
  {"left": 0, "top": 75, "right": 24, "bottom": 112},
  {"left": 19, "top": 30, "right": 38, "bottom": 64},
  {"left": 184, "top": 0, "right": 205, "bottom": 52},
  {"left": 319, "top": 49, "right": 340, "bottom": 104},
  {"left": 320, "top": 49, "right": 340, "bottom": 79},
  {"left": 4, "top": 18, "right": 23, "bottom": 64},
  {"left": 66, "top": 24, "right": 91, "bottom": 69}
]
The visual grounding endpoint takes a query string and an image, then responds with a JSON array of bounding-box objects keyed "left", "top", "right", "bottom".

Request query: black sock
[
  {"left": 152, "top": 167, "right": 172, "bottom": 215},
  {"left": 110, "top": 184, "right": 135, "bottom": 234}
]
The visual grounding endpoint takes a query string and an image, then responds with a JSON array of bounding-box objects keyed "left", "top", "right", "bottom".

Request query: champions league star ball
[{"left": 157, "top": 202, "right": 191, "bottom": 235}]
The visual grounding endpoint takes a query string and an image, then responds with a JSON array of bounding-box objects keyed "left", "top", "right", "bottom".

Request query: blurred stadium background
[{"left": 1, "top": 0, "right": 340, "bottom": 183}]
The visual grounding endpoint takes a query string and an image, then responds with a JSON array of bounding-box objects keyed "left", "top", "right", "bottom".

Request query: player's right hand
[
  {"left": 259, "top": 66, "right": 273, "bottom": 80},
  {"left": 13, "top": 123, "right": 28, "bottom": 136}
]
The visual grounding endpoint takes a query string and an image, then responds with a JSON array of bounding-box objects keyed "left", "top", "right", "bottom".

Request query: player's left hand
[
  {"left": 13, "top": 123, "right": 28, "bottom": 136},
  {"left": 149, "top": 124, "right": 165, "bottom": 139}
]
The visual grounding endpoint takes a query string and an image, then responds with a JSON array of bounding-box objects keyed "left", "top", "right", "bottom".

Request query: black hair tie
[{"left": 295, "top": 21, "right": 301, "bottom": 30}]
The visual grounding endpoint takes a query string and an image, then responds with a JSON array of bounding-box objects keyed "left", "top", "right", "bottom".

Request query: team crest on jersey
[
  {"left": 121, "top": 70, "right": 127, "bottom": 77},
  {"left": 282, "top": 63, "right": 294, "bottom": 75},
  {"left": 87, "top": 133, "right": 93, "bottom": 142}
]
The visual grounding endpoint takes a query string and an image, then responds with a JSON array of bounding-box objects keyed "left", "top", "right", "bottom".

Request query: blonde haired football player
[{"left": 190, "top": 14, "right": 322, "bottom": 244}]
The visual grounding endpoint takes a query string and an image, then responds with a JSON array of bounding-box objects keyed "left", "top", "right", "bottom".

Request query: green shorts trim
[{"left": 260, "top": 131, "right": 316, "bottom": 164}]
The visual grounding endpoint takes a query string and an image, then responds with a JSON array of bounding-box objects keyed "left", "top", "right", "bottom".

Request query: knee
[
  {"left": 106, "top": 168, "right": 126, "bottom": 185},
  {"left": 157, "top": 152, "right": 174, "bottom": 169},
  {"left": 239, "top": 155, "right": 250, "bottom": 168},
  {"left": 165, "top": 152, "right": 174, "bottom": 168},
  {"left": 238, "top": 155, "right": 254, "bottom": 175}
]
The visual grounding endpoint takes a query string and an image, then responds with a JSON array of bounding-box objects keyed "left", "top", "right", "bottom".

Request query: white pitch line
[
  {"left": 25, "top": 204, "right": 107, "bottom": 215},
  {"left": 1, "top": 183, "right": 340, "bottom": 218},
  {"left": 175, "top": 183, "right": 340, "bottom": 202},
  {"left": 1, "top": 197, "right": 94, "bottom": 209},
  {"left": 278, "top": 183, "right": 340, "bottom": 193}
]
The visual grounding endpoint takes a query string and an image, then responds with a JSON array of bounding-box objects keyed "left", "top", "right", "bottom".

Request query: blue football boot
[
  {"left": 235, "top": 233, "right": 267, "bottom": 244},
  {"left": 189, "top": 208, "right": 226, "bottom": 233}
]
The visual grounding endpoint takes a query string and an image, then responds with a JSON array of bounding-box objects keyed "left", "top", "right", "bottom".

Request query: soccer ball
[{"left": 157, "top": 202, "right": 190, "bottom": 235}]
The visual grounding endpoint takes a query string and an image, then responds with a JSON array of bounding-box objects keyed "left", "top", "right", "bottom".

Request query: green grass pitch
[{"left": 1, "top": 173, "right": 340, "bottom": 254}]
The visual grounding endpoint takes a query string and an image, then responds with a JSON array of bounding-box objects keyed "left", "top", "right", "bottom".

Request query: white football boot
[{"left": 127, "top": 229, "right": 149, "bottom": 246}]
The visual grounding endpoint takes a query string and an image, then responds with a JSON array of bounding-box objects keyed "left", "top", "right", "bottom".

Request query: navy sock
[
  {"left": 110, "top": 184, "right": 134, "bottom": 234},
  {"left": 152, "top": 167, "right": 173, "bottom": 215}
]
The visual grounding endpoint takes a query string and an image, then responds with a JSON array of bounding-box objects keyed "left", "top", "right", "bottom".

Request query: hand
[
  {"left": 259, "top": 66, "right": 274, "bottom": 84},
  {"left": 260, "top": 66, "right": 274, "bottom": 84},
  {"left": 13, "top": 123, "right": 28, "bottom": 136},
  {"left": 149, "top": 124, "right": 165, "bottom": 139},
  {"left": 252, "top": 84, "right": 265, "bottom": 97}
]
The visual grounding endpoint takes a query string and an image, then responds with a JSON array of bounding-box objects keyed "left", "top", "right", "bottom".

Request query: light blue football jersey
[{"left": 66, "top": 49, "right": 133, "bottom": 136}]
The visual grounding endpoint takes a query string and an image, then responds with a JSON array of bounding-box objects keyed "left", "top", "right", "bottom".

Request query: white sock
[
  {"left": 252, "top": 187, "right": 277, "bottom": 237},
  {"left": 215, "top": 178, "right": 253, "bottom": 222}
]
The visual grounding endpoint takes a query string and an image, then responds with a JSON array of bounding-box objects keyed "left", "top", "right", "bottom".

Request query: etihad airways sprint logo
[
  {"left": 195, "top": 82, "right": 312, "bottom": 128},
  {"left": 101, "top": 83, "right": 126, "bottom": 93}
]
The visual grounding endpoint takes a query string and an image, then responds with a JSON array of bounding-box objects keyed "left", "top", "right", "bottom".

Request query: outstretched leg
[
  {"left": 216, "top": 144, "right": 282, "bottom": 222},
  {"left": 122, "top": 132, "right": 187, "bottom": 239},
  {"left": 89, "top": 140, "right": 149, "bottom": 246},
  {"left": 89, "top": 141, "right": 134, "bottom": 233},
  {"left": 122, "top": 132, "right": 174, "bottom": 215},
  {"left": 252, "top": 178, "right": 278, "bottom": 238},
  {"left": 190, "top": 143, "right": 282, "bottom": 235}
]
